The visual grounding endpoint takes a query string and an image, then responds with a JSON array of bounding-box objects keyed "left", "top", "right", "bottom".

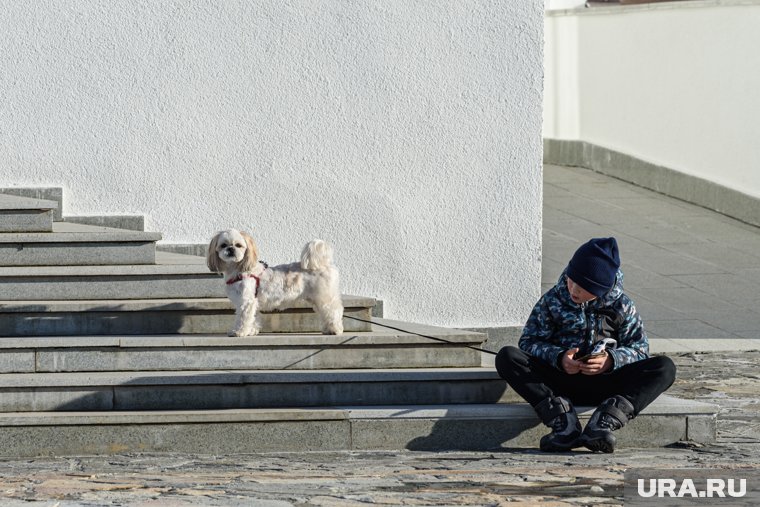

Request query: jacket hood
[{"left": 557, "top": 268, "right": 624, "bottom": 308}]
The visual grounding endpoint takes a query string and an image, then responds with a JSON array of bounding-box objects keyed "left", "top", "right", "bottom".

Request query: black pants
[{"left": 495, "top": 346, "right": 676, "bottom": 416}]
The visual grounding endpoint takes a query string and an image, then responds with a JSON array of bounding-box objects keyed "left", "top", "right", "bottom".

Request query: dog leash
[{"left": 342, "top": 315, "right": 498, "bottom": 356}]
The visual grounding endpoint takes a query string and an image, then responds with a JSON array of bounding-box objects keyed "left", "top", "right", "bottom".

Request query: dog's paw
[{"left": 229, "top": 329, "right": 260, "bottom": 337}]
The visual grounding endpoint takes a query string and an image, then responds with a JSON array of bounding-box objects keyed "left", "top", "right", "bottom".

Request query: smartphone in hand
[
  {"left": 575, "top": 337, "right": 617, "bottom": 362},
  {"left": 575, "top": 350, "right": 606, "bottom": 362}
]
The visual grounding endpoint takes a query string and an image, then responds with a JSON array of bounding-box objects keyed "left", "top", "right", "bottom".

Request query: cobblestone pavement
[{"left": 0, "top": 351, "right": 757, "bottom": 506}]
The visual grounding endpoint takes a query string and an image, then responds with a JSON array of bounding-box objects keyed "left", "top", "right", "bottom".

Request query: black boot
[
  {"left": 580, "top": 395, "right": 635, "bottom": 453},
  {"left": 534, "top": 396, "right": 582, "bottom": 452}
]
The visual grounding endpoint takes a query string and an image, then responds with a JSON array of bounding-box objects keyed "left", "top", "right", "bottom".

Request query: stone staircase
[{"left": 0, "top": 188, "right": 718, "bottom": 456}]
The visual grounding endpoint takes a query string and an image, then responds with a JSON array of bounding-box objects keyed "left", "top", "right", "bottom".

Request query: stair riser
[
  {"left": 64, "top": 215, "right": 144, "bottom": 232},
  {"left": 28, "top": 344, "right": 478, "bottom": 372},
  {"left": 0, "top": 210, "right": 54, "bottom": 233},
  {"left": 0, "top": 242, "right": 155, "bottom": 266},
  {"left": 0, "top": 421, "right": 347, "bottom": 456},
  {"left": 349, "top": 415, "right": 701, "bottom": 451},
  {"left": 0, "top": 276, "right": 224, "bottom": 300},
  {"left": 0, "top": 188, "right": 62, "bottom": 220},
  {"left": 0, "top": 413, "right": 713, "bottom": 457},
  {"left": 0, "top": 307, "right": 373, "bottom": 336},
  {"left": 0, "top": 380, "right": 510, "bottom": 412}
]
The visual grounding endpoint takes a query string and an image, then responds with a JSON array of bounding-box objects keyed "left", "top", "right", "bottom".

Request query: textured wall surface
[{"left": 0, "top": 1, "right": 543, "bottom": 327}]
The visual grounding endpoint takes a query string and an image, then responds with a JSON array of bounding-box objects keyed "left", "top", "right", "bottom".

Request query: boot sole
[
  {"left": 581, "top": 434, "right": 616, "bottom": 453},
  {"left": 540, "top": 436, "right": 582, "bottom": 452},
  {"left": 540, "top": 443, "right": 578, "bottom": 452}
]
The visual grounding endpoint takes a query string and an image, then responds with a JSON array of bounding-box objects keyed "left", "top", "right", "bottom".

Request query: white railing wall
[{"left": 545, "top": 1, "right": 760, "bottom": 200}]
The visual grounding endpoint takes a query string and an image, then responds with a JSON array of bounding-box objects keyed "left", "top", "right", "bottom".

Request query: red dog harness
[{"left": 226, "top": 273, "right": 262, "bottom": 296}]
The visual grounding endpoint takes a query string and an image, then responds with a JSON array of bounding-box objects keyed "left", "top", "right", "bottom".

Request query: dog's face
[
  {"left": 207, "top": 229, "right": 259, "bottom": 273},
  {"left": 215, "top": 229, "right": 248, "bottom": 264}
]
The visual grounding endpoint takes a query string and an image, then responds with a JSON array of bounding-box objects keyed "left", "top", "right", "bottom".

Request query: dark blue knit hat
[{"left": 566, "top": 237, "right": 620, "bottom": 298}]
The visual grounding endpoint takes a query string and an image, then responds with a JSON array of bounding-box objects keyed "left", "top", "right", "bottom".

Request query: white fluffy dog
[{"left": 207, "top": 229, "right": 344, "bottom": 336}]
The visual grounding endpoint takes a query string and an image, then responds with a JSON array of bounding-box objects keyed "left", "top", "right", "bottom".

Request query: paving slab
[
  {"left": 735, "top": 329, "right": 760, "bottom": 339},
  {"left": 652, "top": 337, "right": 760, "bottom": 353},
  {"left": 645, "top": 319, "right": 737, "bottom": 340},
  {"left": 544, "top": 165, "right": 760, "bottom": 342},
  {"left": 670, "top": 273, "right": 760, "bottom": 305}
]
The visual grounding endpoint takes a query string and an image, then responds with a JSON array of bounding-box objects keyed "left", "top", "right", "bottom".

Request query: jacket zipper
[{"left": 582, "top": 302, "right": 595, "bottom": 351}]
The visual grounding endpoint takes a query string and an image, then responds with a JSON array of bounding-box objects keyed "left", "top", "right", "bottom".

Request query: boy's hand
[
  {"left": 579, "top": 352, "right": 613, "bottom": 375},
  {"left": 561, "top": 348, "right": 583, "bottom": 374}
]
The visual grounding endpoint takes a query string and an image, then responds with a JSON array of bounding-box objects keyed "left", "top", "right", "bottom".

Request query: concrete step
[
  {"left": 0, "top": 188, "right": 63, "bottom": 221},
  {"left": 0, "top": 368, "right": 509, "bottom": 412},
  {"left": 0, "top": 295, "right": 378, "bottom": 337},
  {"left": 0, "top": 193, "right": 58, "bottom": 233},
  {"left": 0, "top": 319, "right": 482, "bottom": 370},
  {"left": 63, "top": 215, "right": 145, "bottom": 232},
  {"left": 0, "top": 396, "right": 718, "bottom": 456},
  {"left": 0, "top": 222, "right": 161, "bottom": 266},
  {"left": 0, "top": 252, "right": 223, "bottom": 300}
]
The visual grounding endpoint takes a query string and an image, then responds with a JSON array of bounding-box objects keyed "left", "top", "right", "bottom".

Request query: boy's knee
[
  {"left": 495, "top": 346, "right": 525, "bottom": 378},
  {"left": 651, "top": 355, "right": 677, "bottom": 387},
  {"left": 496, "top": 345, "right": 524, "bottom": 364}
]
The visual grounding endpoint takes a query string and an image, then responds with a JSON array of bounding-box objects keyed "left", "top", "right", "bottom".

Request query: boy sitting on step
[{"left": 496, "top": 237, "right": 676, "bottom": 453}]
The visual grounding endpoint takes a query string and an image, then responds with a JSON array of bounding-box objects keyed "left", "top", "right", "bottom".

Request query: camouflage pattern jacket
[{"left": 519, "top": 269, "right": 649, "bottom": 372}]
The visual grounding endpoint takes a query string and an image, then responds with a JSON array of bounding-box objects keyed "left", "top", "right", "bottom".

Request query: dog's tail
[{"left": 301, "top": 239, "right": 335, "bottom": 271}]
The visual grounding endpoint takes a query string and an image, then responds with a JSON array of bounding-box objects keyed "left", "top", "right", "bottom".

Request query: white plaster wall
[
  {"left": 545, "top": 0, "right": 586, "bottom": 11},
  {"left": 544, "top": 1, "right": 760, "bottom": 199},
  {"left": 0, "top": 1, "right": 544, "bottom": 328},
  {"left": 544, "top": 15, "right": 580, "bottom": 139}
]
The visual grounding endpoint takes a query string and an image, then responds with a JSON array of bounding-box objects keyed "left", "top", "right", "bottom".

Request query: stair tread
[
  {"left": 0, "top": 367, "right": 501, "bottom": 387},
  {"left": 0, "top": 294, "right": 377, "bottom": 312},
  {"left": 0, "top": 396, "right": 719, "bottom": 426},
  {"left": 0, "top": 251, "right": 211, "bottom": 276},
  {"left": 0, "top": 193, "right": 58, "bottom": 211},
  {"left": 0, "top": 318, "right": 483, "bottom": 348},
  {"left": 0, "top": 222, "right": 161, "bottom": 243}
]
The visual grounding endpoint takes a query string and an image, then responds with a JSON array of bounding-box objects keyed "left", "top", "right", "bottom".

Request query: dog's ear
[
  {"left": 239, "top": 232, "right": 259, "bottom": 272},
  {"left": 206, "top": 233, "right": 223, "bottom": 273}
]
